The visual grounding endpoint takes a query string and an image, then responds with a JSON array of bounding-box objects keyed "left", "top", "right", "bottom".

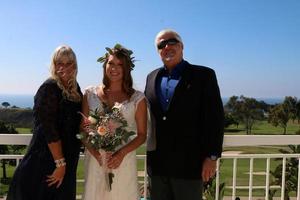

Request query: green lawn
[
  {"left": 16, "top": 128, "right": 32, "bottom": 134},
  {"left": 225, "top": 120, "right": 299, "bottom": 135}
]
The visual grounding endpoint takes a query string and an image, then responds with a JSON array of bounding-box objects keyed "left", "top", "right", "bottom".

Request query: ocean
[
  {"left": 0, "top": 94, "right": 34, "bottom": 108},
  {"left": 0, "top": 94, "right": 284, "bottom": 109}
]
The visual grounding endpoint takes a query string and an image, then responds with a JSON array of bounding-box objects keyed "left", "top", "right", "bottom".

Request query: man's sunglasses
[{"left": 157, "top": 38, "right": 180, "bottom": 50}]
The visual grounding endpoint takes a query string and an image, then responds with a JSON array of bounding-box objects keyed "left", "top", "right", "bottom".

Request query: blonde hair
[{"left": 50, "top": 45, "right": 81, "bottom": 102}]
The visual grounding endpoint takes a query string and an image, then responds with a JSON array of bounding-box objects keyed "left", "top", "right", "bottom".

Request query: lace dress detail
[{"left": 82, "top": 86, "right": 145, "bottom": 200}]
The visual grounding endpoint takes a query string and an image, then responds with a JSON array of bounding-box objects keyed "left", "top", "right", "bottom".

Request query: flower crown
[{"left": 97, "top": 43, "right": 135, "bottom": 70}]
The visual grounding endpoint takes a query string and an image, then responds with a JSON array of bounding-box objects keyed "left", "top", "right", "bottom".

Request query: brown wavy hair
[
  {"left": 100, "top": 45, "right": 135, "bottom": 97},
  {"left": 50, "top": 45, "right": 82, "bottom": 102}
]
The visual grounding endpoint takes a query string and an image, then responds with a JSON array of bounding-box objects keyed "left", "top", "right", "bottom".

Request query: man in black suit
[{"left": 145, "top": 29, "right": 224, "bottom": 200}]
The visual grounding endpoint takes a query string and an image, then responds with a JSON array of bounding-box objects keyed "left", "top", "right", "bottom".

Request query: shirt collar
[{"left": 163, "top": 59, "right": 186, "bottom": 78}]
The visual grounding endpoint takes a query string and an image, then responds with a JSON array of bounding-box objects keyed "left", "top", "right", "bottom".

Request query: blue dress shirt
[{"left": 157, "top": 60, "right": 186, "bottom": 111}]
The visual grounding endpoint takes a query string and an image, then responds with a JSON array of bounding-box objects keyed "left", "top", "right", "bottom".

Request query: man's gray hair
[{"left": 154, "top": 29, "right": 183, "bottom": 48}]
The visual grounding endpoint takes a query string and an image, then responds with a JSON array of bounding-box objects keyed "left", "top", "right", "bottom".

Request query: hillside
[{"left": 0, "top": 108, "right": 33, "bottom": 128}]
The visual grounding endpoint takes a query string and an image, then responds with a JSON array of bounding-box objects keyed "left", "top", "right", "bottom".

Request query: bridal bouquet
[{"left": 77, "top": 102, "right": 135, "bottom": 191}]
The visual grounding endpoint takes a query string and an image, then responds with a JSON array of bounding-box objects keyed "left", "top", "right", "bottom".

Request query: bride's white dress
[{"left": 82, "top": 86, "right": 145, "bottom": 200}]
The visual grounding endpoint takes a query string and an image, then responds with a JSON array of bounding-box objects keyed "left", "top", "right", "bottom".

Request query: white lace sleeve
[{"left": 84, "top": 86, "right": 100, "bottom": 111}]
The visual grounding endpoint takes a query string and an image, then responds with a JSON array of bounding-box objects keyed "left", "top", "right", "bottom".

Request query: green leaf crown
[{"left": 97, "top": 43, "right": 135, "bottom": 70}]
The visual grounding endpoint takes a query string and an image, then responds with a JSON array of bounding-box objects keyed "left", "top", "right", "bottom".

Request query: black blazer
[{"left": 145, "top": 61, "right": 224, "bottom": 179}]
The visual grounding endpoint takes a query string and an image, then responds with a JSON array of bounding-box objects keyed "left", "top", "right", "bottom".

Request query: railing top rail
[
  {"left": 221, "top": 153, "right": 300, "bottom": 158},
  {"left": 1, "top": 134, "right": 300, "bottom": 146},
  {"left": 0, "top": 134, "right": 32, "bottom": 145},
  {"left": 223, "top": 135, "right": 300, "bottom": 146},
  {"left": 2, "top": 154, "right": 299, "bottom": 160}
]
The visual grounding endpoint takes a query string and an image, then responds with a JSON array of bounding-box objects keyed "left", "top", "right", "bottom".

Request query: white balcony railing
[{"left": 1, "top": 134, "right": 300, "bottom": 200}]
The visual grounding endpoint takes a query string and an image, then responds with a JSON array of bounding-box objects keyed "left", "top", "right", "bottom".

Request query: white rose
[
  {"left": 112, "top": 102, "right": 122, "bottom": 109},
  {"left": 88, "top": 116, "right": 98, "bottom": 125}
]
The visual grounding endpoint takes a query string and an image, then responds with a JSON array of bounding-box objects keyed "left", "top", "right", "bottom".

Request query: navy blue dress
[{"left": 7, "top": 78, "right": 82, "bottom": 200}]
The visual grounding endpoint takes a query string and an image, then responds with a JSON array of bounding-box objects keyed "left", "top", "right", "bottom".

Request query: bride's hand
[
  {"left": 88, "top": 148, "right": 103, "bottom": 166},
  {"left": 94, "top": 151, "right": 113, "bottom": 166},
  {"left": 78, "top": 112, "right": 92, "bottom": 133},
  {"left": 99, "top": 151, "right": 113, "bottom": 166},
  {"left": 82, "top": 119, "right": 91, "bottom": 133},
  {"left": 107, "top": 150, "right": 126, "bottom": 169}
]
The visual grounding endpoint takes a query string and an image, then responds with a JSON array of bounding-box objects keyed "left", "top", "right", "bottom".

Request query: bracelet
[{"left": 54, "top": 158, "right": 66, "bottom": 168}]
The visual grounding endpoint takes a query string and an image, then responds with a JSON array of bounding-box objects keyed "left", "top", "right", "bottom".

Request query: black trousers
[{"left": 149, "top": 176, "right": 203, "bottom": 200}]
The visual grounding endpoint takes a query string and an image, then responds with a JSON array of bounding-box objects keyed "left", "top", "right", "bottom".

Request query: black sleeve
[
  {"left": 204, "top": 69, "right": 224, "bottom": 158},
  {"left": 34, "top": 82, "right": 61, "bottom": 143}
]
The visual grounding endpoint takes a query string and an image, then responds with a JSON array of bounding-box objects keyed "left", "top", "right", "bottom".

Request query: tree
[
  {"left": 1, "top": 102, "right": 10, "bottom": 109},
  {"left": 224, "top": 96, "right": 242, "bottom": 128},
  {"left": 0, "top": 121, "right": 23, "bottom": 184},
  {"left": 257, "top": 100, "right": 272, "bottom": 114},
  {"left": 268, "top": 104, "right": 289, "bottom": 134},
  {"left": 283, "top": 96, "right": 298, "bottom": 123},
  {"left": 224, "top": 112, "right": 239, "bottom": 128},
  {"left": 296, "top": 101, "right": 300, "bottom": 124},
  {"left": 225, "top": 95, "right": 264, "bottom": 134}
]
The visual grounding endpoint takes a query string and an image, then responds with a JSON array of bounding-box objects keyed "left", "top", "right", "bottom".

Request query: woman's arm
[
  {"left": 108, "top": 98, "right": 147, "bottom": 169},
  {"left": 80, "top": 93, "right": 103, "bottom": 164},
  {"left": 46, "top": 141, "right": 66, "bottom": 187},
  {"left": 35, "top": 82, "right": 66, "bottom": 187}
]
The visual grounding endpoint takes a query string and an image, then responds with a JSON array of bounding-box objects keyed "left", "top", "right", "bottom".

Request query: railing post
[
  {"left": 281, "top": 157, "right": 286, "bottom": 200},
  {"left": 215, "top": 159, "right": 220, "bottom": 200},
  {"left": 265, "top": 158, "right": 270, "bottom": 200},
  {"left": 297, "top": 157, "right": 300, "bottom": 200},
  {"left": 232, "top": 158, "right": 237, "bottom": 200},
  {"left": 249, "top": 158, "right": 253, "bottom": 200},
  {"left": 143, "top": 155, "right": 147, "bottom": 199}
]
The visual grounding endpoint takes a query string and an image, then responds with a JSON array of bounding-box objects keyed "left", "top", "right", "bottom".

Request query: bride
[{"left": 80, "top": 44, "right": 147, "bottom": 200}]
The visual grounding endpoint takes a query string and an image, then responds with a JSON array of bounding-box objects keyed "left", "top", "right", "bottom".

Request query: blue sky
[{"left": 0, "top": 0, "right": 299, "bottom": 98}]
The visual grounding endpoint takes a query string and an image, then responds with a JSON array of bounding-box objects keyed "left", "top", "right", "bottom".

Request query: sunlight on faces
[
  {"left": 156, "top": 32, "right": 183, "bottom": 68},
  {"left": 105, "top": 55, "right": 124, "bottom": 83},
  {"left": 55, "top": 55, "right": 75, "bottom": 83}
]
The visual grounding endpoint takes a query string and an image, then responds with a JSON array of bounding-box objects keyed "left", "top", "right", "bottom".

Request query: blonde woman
[{"left": 7, "top": 45, "right": 83, "bottom": 200}]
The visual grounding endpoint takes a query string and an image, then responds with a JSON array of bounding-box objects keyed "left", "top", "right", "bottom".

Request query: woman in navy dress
[{"left": 7, "top": 45, "right": 82, "bottom": 200}]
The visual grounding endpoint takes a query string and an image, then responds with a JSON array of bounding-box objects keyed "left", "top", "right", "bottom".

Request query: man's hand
[{"left": 201, "top": 157, "right": 217, "bottom": 182}]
